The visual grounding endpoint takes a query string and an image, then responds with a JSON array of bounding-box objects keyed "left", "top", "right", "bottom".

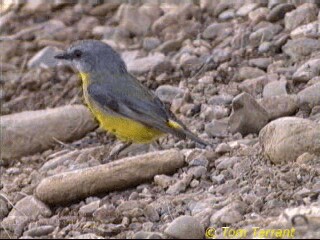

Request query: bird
[{"left": 55, "top": 40, "right": 208, "bottom": 157}]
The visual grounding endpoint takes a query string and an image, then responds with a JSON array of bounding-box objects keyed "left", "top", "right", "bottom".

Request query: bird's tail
[{"left": 167, "top": 119, "right": 210, "bottom": 147}]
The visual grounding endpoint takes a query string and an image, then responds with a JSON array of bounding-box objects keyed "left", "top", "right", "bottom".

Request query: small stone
[
  {"left": 282, "top": 38, "right": 320, "bottom": 61},
  {"left": 218, "top": 9, "right": 235, "bottom": 20},
  {"left": 75, "top": 233, "right": 104, "bottom": 239},
  {"left": 143, "top": 37, "right": 161, "bottom": 51},
  {"left": 249, "top": 24, "right": 282, "bottom": 47},
  {"left": 7, "top": 196, "right": 52, "bottom": 219},
  {"left": 89, "top": 2, "right": 120, "bottom": 16},
  {"left": 205, "top": 119, "right": 229, "bottom": 137},
  {"left": 258, "top": 42, "right": 274, "bottom": 53},
  {"left": 215, "top": 156, "right": 240, "bottom": 170},
  {"left": 133, "top": 231, "right": 164, "bottom": 239},
  {"left": 154, "top": 175, "right": 174, "bottom": 189},
  {"left": 298, "top": 83, "right": 320, "bottom": 108},
  {"left": 166, "top": 174, "right": 192, "bottom": 195},
  {"left": 284, "top": 3, "right": 318, "bottom": 31},
  {"left": 263, "top": 80, "right": 287, "bottom": 98},
  {"left": 236, "top": 67, "right": 266, "bottom": 82},
  {"left": 292, "top": 59, "right": 320, "bottom": 83},
  {"left": 126, "top": 53, "right": 165, "bottom": 75},
  {"left": 144, "top": 205, "right": 160, "bottom": 222},
  {"left": 190, "top": 179, "right": 200, "bottom": 188},
  {"left": 156, "top": 39, "right": 182, "bottom": 54},
  {"left": 290, "top": 21, "right": 319, "bottom": 39},
  {"left": 79, "top": 200, "right": 100, "bottom": 217},
  {"left": 164, "top": 216, "right": 204, "bottom": 239},
  {"left": 211, "top": 174, "right": 225, "bottom": 184},
  {"left": 248, "top": 58, "right": 272, "bottom": 70},
  {"left": 208, "top": 95, "right": 233, "bottom": 106},
  {"left": 220, "top": 210, "right": 243, "bottom": 225},
  {"left": 155, "top": 85, "right": 185, "bottom": 104},
  {"left": 117, "top": 4, "right": 153, "bottom": 36},
  {"left": 267, "top": 3, "right": 295, "bottom": 22},
  {"left": 249, "top": 7, "right": 269, "bottom": 23},
  {"left": 188, "top": 158, "right": 209, "bottom": 168},
  {"left": 259, "top": 95, "right": 299, "bottom": 120},
  {"left": 215, "top": 143, "right": 232, "bottom": 154},
  {"left": 238, "top": 75, "right": 269, "bottom": 96},
  {"left": 259, "top": 117, "right": 320, "bottom": 163},
  {"left": 0, "top": 197, "right": 9, "bottom": 219},
  {"left": 202, "top": 22, "right": 232, "bottom": 40},
  {"left": 236, "top": 3, "right": 260, "bottom": 17},
  {"left": 210, "top": 200, "right": 246, "bottom": 225},
  {"left": 28, "top": 46, "right": 63, "bottom": 69},
  {"left": 200, "top": 104, "right": 229, "bottom": 121},
  {"left": 188, "top": 166, "right": 207, "bottom": 178},
  {"left": 228, "top": 93, "right": 269, "bottom": 135},
  {"left": 24, "top": 225, "right": 55, "bottom": 237},
  {"left": 93, "top": 205, "right": 116, "bottom": 222}
]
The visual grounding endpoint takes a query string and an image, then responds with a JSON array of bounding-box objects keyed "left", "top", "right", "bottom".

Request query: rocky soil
[{"left": 1, "top": 0, "right": 320, "bottom": 239}]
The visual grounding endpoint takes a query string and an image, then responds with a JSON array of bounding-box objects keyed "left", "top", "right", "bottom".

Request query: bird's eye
[{"left": 73, "top": 49, "right": 82, "bottom": 58}]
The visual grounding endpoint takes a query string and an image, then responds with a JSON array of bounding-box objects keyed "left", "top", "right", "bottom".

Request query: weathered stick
[
  {"left": 1, "top": 105, "right": 97, "bottom": 160},
  {"left": 36, "top": 150, "right": 185, "bottom": 205}
]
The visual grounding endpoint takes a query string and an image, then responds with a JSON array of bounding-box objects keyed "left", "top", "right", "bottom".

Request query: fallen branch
[{"left": 36, "top": 150, "right": 185, "bottom": 205}]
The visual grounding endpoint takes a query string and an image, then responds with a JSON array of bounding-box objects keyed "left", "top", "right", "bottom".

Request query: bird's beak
[{"left": 54, "top": 52, "right": 72, "bottom": 60}]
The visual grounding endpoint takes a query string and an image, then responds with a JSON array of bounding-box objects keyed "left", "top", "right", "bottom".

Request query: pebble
[
  {"left": 298, "top": 83, "right": 320, "bottom": 108},
  {"left": 188, "top": 158, "right": 209, "bottom": 168},
  {"left": 248, "top": 58, "right": 272, "bottom": 70},
  {"left": 208, "top": 94, "right": 233, "bottom": 106},
  {"left": 290, "top": 21, "right": 319, "bottom": 39},
  {"left": 216, "top": 156, "right": 240, "bottom": 170},
  {"left": 144, "top": 205, "right": 160, "bottom": 222},
  {"left": 259, "top": 117, "right": 320, "bottom": 163},
  {"left": 236, "top": 67, "right": 266, "bottom": 82},
  {"left": 267, "top": 3, "right": 295, "bottom": 22},
  {"left": 236, "top": 3, "right": 260, "bottom": 17},
  {"left": 155, "top": 85, "right": 185, "bottom": 104},
  {"left": 284, "top": 3, "right": 318, "bottom": 31},
  {"left": 282, "top": 38, "right": 320, "bottom": 61},
  {"left": 154, "top": 175, "right": 175, "bottom": 189},
  {"left": 133, "top": 231, "right": 164, "bottom": 239},
  {"left": 210, "top": 200, "right": 247, "bottom": 225},
  {"left": 126, "top": 53, "right": 165, "bottom": 75},
  {"left": 6, "top": 196, "right": 52, "bottom": 219},
  {"left": 215, "top": 143, "right": 232, "bottom": 154},
  {"left": 202, "top": 22, "right": 232, "bottom": 40},
  {"left": 143, "top": 37, "right": 161, "bottom": 51},
  {"left": 292, "top": 59, "right": 320, "bottom": 83},
  {"left": 205, "top": 119, "right": 229, "bottom": 138},
  {"left": 166, "top": 174, "right": 192, "bottom": 195},
  {"left": 164, "top": 215, "right": 204, "bottom": 239},
  {"left": 188, "top": 166, "right": 207, "bottom": 178},
  {"left": 259, "top": 95, "right": 299, "bottom": 120},
  {"left": 263, "top": 80, "right": 287, "bottom": 98},
  {"left": 228, "top": 93, "right": 269, "bottom": 135},
  {"left": 28, "top": 46, "right": 64, "bottom": 69},
  {"left": 24, "top": 225, "right": 55, "bottom": 237},
  {"left": 0, "top": 197, "right": 9, "bottom": 219},
  {"left": 79, "top": 200, "right": 101, "bottom": 217},
  {"left": 249, "top": 24, "right": 282, "bottom": 47}
]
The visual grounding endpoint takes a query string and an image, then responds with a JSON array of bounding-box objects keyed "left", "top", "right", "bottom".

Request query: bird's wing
[{"left": 87, "top": 82, "right": 187, "bottom": 139}]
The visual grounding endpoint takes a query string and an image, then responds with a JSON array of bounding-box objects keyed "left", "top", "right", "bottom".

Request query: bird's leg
[
  {"left": 106, "top": 142, "right": 132, "bottom": 162},
  {"left": 152, "top": 139, "right": 163, "bottom": 151}
]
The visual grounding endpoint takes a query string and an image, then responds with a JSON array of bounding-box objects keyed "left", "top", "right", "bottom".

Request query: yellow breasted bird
[{"left": 55, "top": 40, "right": 208, "bottom": 148}]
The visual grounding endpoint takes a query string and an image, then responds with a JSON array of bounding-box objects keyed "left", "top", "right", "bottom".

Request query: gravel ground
[{"left": 1, "top": 1, "right": 320, "bottom": 239}]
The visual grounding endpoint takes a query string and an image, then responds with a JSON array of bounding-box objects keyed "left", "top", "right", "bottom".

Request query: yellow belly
[
  {"left": 80, "top": 72, "right": 164, "bottom": 143},
  {"left": 91, "top": 104, "right": 164, "bottom": 143}
]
